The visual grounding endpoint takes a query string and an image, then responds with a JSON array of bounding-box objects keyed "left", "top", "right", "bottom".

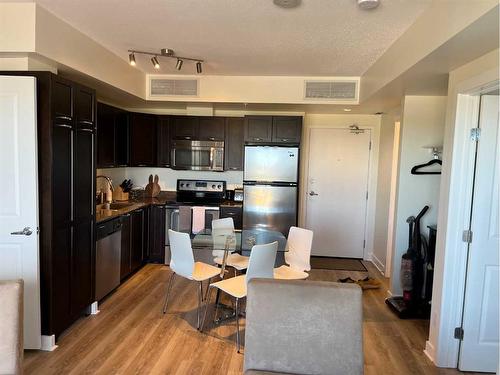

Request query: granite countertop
[{"left": 95, "top": 191, "right": 242, "bottom": 223}]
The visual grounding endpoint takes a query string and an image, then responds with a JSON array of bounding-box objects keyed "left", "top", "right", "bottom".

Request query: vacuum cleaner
[{"left": 386, "top": 205, "right": 432, "bottom": 319}]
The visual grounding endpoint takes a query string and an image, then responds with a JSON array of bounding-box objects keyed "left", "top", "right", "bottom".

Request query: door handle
[
  {"left": 11, "top": 227, "right": 33, "bottom": 236},
  {"left": 309, "top": 191, "right": 319, "bottom": 196}
]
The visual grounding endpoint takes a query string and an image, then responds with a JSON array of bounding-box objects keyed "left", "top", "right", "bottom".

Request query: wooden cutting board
[{"left": 145, "top": 174, "right": 161, "bottom": 197}]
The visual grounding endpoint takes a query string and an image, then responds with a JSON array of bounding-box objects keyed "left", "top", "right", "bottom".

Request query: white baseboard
[
  {"left": 40, "top": 335, "right": 58, "bottom": 351},
  {"left": 88, "top": 301, "right": 100, "bottom": 315},
  {"left": 363, "top": 251, "right": 373, "bottom": 262},
  {"left": 371, "top": 253, "right": 386, "bottom": 274},
  {"left": 424, "top": 341, "right": 436, "bottom": 364}
]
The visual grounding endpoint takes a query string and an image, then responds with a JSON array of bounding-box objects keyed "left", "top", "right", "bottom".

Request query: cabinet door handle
[
  {"left": 281, "top": 138, "right": 289, "bottom": 142},
  {"left": 78, "top": 120, "right": 94, "bottom": 125},
  {"left": 55, "top": 115, "right": 72, "bottom": 121},
  {"left": 55, "top": 124, "right": 73, "bottom": 129},
  {"left": 78, "top": 128, "right": 94, "bottom": 133},
  {"left": 254, "top": 138, "right": 262, "bottom": 141},
  {"left": 209, "top": 137, "right": 215, "bottom": 141},
  {"left": 183, "top": 136, "right": 192, "bottom": 140}
]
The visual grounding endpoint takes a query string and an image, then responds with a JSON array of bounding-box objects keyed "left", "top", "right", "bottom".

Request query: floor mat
[{"left": 310, "top": 256, "right": 367, "bottom": 272}]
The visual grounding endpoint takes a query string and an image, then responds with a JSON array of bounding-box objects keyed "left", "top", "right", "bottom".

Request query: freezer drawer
[
  {"left": 244, "top": 146, "right": 299, "bottom": 183},
  {"left": 243, "top": 184, "right": 297, "bottom": 236}
]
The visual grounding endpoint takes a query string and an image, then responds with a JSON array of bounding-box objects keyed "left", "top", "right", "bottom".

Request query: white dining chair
[
  {"left": 201, "top": 241, "right": 278, "bottom": 353},
  {"left": 273, "top": 226, "right": 313, "bottom": 280},
  {"left": 212, "top": 218, "right": 249, "bottom": 274},
  {"left": 163, "top": 229, "right": 221, "bottom": 329}
]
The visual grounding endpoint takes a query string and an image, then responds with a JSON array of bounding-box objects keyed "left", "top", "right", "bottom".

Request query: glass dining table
[{"left": 191, "top": 228, "right": 288, "bottom": 278}]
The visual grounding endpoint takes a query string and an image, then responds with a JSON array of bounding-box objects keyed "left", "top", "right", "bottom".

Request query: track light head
[
  {"left": 129, "top": 53, "right": 136, "bottom": 66},
  {"left": 176, "top": 59, "right": 183, "bottom": 71},
  {"left": 161, "top": 48, "right": 174, "bottom": 56},
  {"left": 196, "top": 61, "right": 202, "bottom": 74},
  {"left": 151, "top": 56, "right": 160, "bottom": 69}
]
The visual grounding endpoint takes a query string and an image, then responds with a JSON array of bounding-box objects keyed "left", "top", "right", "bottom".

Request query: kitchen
[{"left": 93, "top": 102, "right": 304, "bottom": 334}]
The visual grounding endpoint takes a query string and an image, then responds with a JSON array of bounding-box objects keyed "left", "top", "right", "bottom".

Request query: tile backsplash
[{"left": 96, "top": 167, "right": 243, "bottom": 193}]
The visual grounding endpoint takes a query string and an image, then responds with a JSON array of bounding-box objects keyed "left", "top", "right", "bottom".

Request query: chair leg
[
  {"left": 234, "top": 268, "right": 237, "bottom": 278},
  {"left": 197, "top": 281, "right": 203, "bottom": 329},
  {"left": 200, "top": 286, "right": 215, "bottom": 332},
  {"left": 162, "top": 272, "right": 176, "bottom": 314},
  {"left": 204, "top": 278, "right": 212, "bottom": 301},
  {"left": 235, "top": 297, "right": 241, "bottom": 353}
]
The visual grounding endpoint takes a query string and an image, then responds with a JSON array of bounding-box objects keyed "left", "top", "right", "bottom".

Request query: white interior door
[
  {"left": 0, "top": 76, "right": 41, "bottom": 349},
  {"left": 458, "top": 95, "right": 499, "bottom": 372},
  {"left": 306, "top": 128, "right": 371, "bottom": 258}
]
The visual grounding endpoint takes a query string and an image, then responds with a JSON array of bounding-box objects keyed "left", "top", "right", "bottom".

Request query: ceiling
[{"left": 9, "top": 0, "right": 430, "bottom": 76}]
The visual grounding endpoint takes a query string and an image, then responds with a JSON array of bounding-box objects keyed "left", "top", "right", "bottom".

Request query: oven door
[{"left": 171, "top": 140, "right": 224, "bottom": 171}]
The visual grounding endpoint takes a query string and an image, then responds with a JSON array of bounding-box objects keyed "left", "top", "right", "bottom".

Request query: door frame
[
  {"left": 425, "top": 71, "right": 499, "bottom": 367},
  {"left": 300, "top": 118, "right": 380, "bottom": 261}
]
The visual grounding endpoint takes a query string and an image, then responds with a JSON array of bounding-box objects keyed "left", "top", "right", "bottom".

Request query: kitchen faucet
[{"left": 96, "top": 175, "right": 114, "bottom": 204}]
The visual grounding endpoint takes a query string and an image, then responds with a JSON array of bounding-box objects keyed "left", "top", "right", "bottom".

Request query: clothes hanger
[{"left": 411, "top": 147, "right": 442, "bottom": 175}]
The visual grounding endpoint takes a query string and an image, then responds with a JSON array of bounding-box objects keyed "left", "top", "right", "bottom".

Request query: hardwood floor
[{"left": 25, "top": 262, "right": 468, "bottom": 374}]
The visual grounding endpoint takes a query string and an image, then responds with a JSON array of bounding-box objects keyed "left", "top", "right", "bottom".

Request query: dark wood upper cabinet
[
  {"left": 172, "top": 116, "right": 198, "bottom": 140},
  {"left": 130, "top": 113, "right": 157, "bottom": 166},
  {"left": 198, "top": 117, "right": 225, "bottom": 141},
  {"left": 75, "top": 87, "right": 95, "bottom": 127},
  {"left": 157, "top": 116, "right": 171, "bottom": 167},
  {"left": 52, "top": 77, "right": 73, "bottom": 120},
  {"left": 225, "top": 117, "right": 245, "bottom": 171},
  {"left": 272, "top": 116, "right": 302, "bottom": 143},
  {"left": 244, "top": 116, "right": 273, "bottom": 143},
  {"left": 114, "top": 111, "right": 130, "bottom": 167},
  {"left": 96, "top": 103, "right": 115, "bottom": 168},
  {"left": 244, "top": 115, "right": 302, "bottom": 144}
]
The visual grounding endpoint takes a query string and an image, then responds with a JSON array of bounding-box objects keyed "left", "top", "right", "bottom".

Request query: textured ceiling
[{"left": 12, "top": 0, "right": 430, "bottom": 75}]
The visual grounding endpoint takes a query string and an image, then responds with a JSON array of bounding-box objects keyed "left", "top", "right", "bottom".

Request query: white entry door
[
  {"left": 306, "top": 128, "right": 371, "bottom": 258},
  {"left": 458, "top": 95, "right": 499, "bottom": 372},
  {"left": 0, "top": 76, "right": 41, "bottom": 349}
]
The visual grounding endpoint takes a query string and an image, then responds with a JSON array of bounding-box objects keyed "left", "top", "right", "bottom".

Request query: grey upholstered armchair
[{"left": 244, "top": 279, "right": 363, "bottom": 375}]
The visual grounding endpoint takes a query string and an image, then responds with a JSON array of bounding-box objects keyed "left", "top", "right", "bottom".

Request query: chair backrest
[
  {"left": 285, "top": 226, "right": 314, "bottom": 272},
  {"left": 245, "top": 279, "right": 363, "bottom": 375},
  {"left": 0, "top": 279, "right": 23, "bottom": 375},
  {"left": 211, "top": 218, "right": 235, "bottom": 258},
  {"left": 246, "top": 241, "right": 278, "bottom": 284},
  {"left": 168, "top": 229, "right": 195, "bottom": 279}
]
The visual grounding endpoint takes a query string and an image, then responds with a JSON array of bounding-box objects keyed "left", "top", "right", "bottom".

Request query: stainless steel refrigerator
[{"left": 243, "top": 146, "right": 299, "bottom": 236}]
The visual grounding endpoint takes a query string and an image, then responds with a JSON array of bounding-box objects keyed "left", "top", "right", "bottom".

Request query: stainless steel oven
[{"left": 171, "top": 140, "right": 224, "bottom": 171}]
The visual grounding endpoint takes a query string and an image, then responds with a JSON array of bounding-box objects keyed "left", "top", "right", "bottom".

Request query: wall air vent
[
  {"left": 149, "top": 78, "right": 198, "bottom": 97},
  {"left": 304, "top": 80, "right": 358, "bottom": 101}
]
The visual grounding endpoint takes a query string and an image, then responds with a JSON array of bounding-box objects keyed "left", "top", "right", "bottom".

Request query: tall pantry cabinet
[{"left": 1, "top": 71, "right": 97, "bottom": 339}]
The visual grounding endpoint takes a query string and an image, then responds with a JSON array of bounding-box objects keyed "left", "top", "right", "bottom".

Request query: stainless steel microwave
[{"left": 171, "top": 140, "right": 224, "bottom": 171}]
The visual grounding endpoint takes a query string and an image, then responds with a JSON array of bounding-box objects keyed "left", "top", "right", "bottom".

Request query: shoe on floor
[{"left": 356, "top": 277, "right": 381, "bottom": 290}]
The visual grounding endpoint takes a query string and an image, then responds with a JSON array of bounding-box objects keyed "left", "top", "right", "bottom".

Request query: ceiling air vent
[
  {"left": 304, "top": 80, "right": 358, "bottom": 101},
  {"left": 149, "top": 78, "right": 198, "bottom": 97}
]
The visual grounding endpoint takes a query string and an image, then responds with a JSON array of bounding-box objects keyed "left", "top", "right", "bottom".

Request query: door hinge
[
  {"left": 369, "top": 141, "right": 372, "bottom": 150},
  {"left": 470, "top": 128, "right": 481, "bottom": 142},
  {"left": 462, "top": 230, "right": 473, "bottom": 243},
  {"left": 363, "top": 240, "right": 366, "bottom": 249},
  {"left": 366, "top": 191, "right": 369, "bottom": 200},
  {"left": 454, "top": 327, "right": 464, "bottom": 340}
]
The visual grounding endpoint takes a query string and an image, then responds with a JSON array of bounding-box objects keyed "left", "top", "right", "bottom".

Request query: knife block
[{"left": 113, "top": 186, "right": 129, "bottom": 201}]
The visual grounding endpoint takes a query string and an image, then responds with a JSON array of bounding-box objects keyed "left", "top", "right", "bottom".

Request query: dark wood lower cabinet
[
  {"left": 149, "top": 206, "right": 166, "bottom": 263},
  {"left": 130, "top": 209, "right": 144, "bottom": 272},
  {"left": 120, "top": 214, "right": 131, "bottom": 280}
]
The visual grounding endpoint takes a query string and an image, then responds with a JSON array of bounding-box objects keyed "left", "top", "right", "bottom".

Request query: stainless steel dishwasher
[{"left": 96, "top": 217, "right": 122, "bottom": 301}]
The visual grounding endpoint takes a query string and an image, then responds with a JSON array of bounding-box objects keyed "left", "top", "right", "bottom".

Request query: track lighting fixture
[
  {"left": 128, "top": 48, "right": 204, "bottom": 73},
  {"left": 176, "top": 59, "right": 183, "bottom": 71},
  {"left": 129, "top": 53, "right": 136, "bottom": 66},
  {"left": 151, "top": 56, "right": 160, "bottom": 69}
]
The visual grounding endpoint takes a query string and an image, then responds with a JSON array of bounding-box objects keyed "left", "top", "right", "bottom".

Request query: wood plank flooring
[{"left": 24, "top": 262, "right": 470, "bottom": 374}]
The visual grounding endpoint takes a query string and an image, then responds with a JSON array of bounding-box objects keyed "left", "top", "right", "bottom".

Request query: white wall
[
  {"left": 390, "top": 96, "right": 447, "bottom": 295},
  {"left": 372, "top": 109, "right": 399, "bottom": 273},
  {"left": 426, "top": 49, "right": 499, "bottom": 367},
  {"left": 97, "top": 167, "right": 243, "bottom": 193}
]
